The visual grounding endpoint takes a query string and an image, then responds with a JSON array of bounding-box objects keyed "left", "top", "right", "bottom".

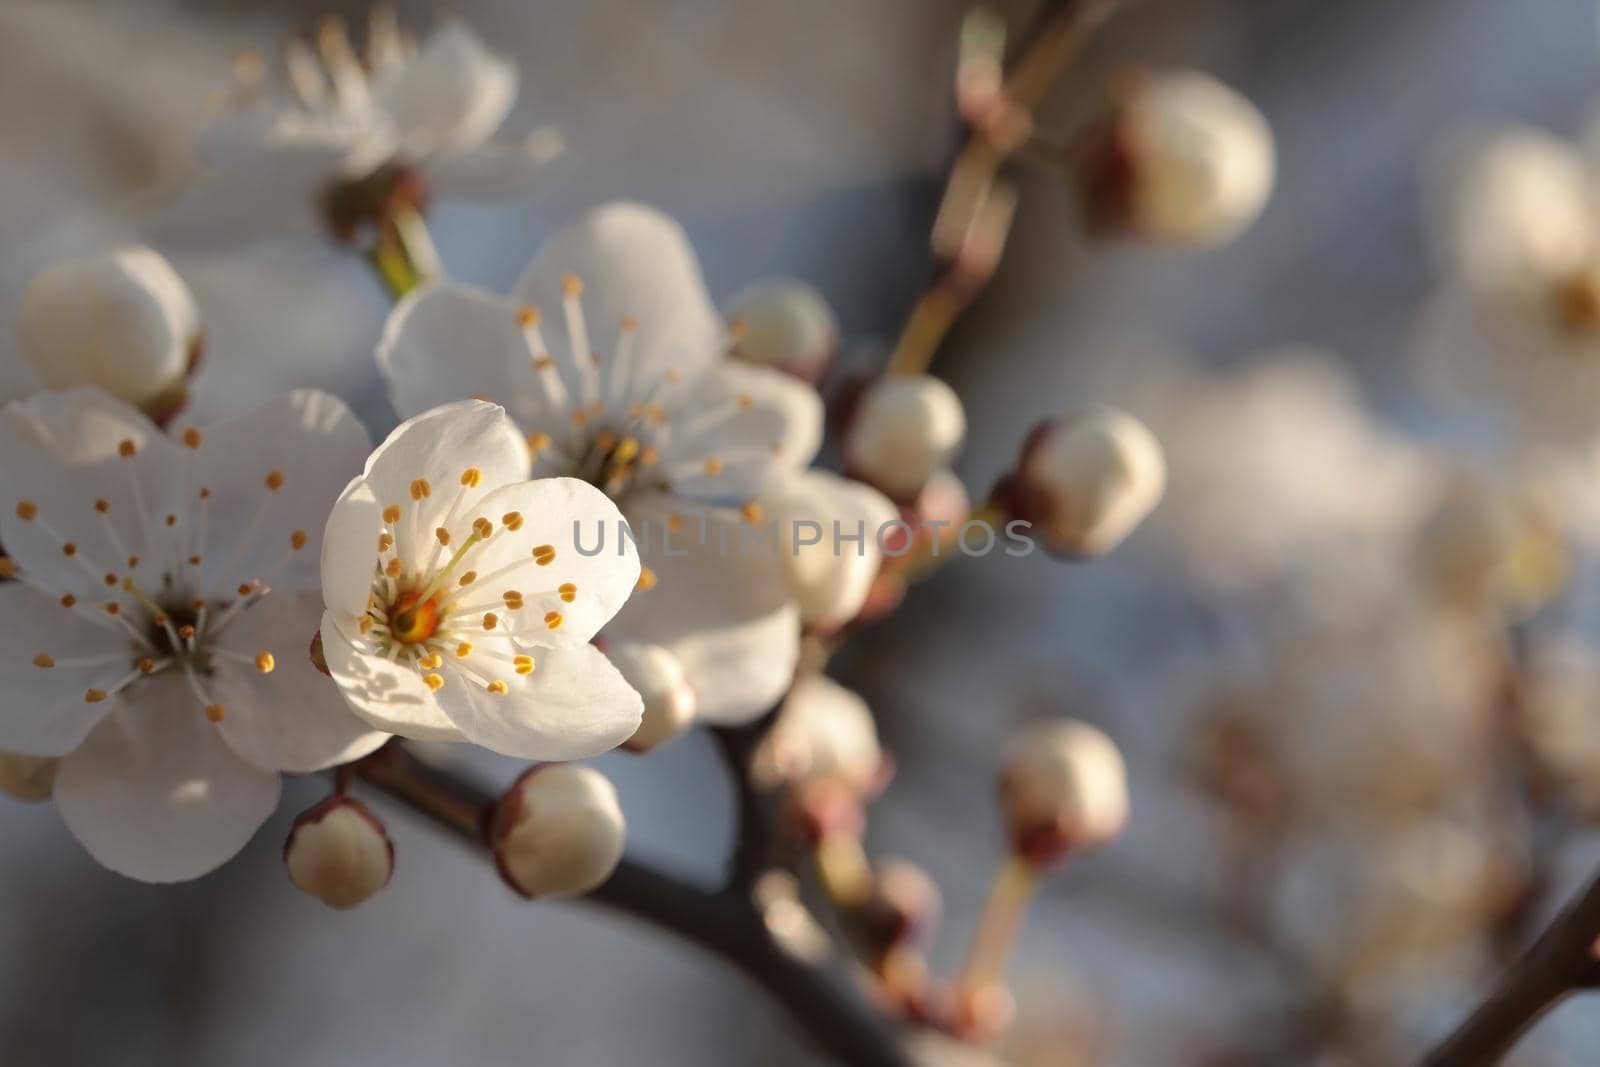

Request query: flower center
[{"left": 389, "top": 590, "right": 440, "bottom": 644}]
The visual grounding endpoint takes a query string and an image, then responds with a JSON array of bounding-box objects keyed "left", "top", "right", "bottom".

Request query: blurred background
[{"left": 5, "top": 0, "right": 1600, "bottom": 1064}]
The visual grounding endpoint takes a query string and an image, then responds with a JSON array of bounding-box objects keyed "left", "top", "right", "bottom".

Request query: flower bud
[
  {"left": 611, "top": 642, "right": 697, "bottom": 752},
  {"left": 725, "top": 279, "right": 838, "bottom": 383},
  {"left": 998, "top": 406, "right": 1165, "bottom": 557},
  {"left": 858, "top": 857, "right": 942, "bottom": 955},
  {"left": 751, "top": 674, "right": 884, "bottom": 799},
  {"left": 284, "top": 796, "right": 394, "bottom": 909},
  {"left": 845, "top": 375, "right": 966, "bottom": 501},
  {"left": 489, "top": 763, "right": 625, "bottom": 898},
  {"left": 1081, "top": 69, "right": 1274, "bottom": 246},
  {"left": 1413, "top": 477, "right": 1567, "bottom": 616},
  {"left": 1000, "top": 720, "right": 1128, "bottom": 866},
  {"left": 763, "top": 471, "right": 898, "bottom": 630},
  {"left": 0, "top": 751, "right": 58, "bottom": 803},
  {"left": 18, "top": 247, "right": 200, "bottom": 408}
]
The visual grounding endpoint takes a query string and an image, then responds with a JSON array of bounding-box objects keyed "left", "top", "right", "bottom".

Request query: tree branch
[
  {"left": 1418, "top": 865, "right": 1600, "bottom": 1066},
  {"left": 352, "top": 743, "right": 915, "bottom": 1067}
]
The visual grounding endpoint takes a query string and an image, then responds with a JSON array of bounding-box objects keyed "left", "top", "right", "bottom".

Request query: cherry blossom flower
[
  {"left": 319, "top": 400, "right": 643, "bottom": 760},
  {"left": 160, "top": 15, "right": 560, "bottom": 242},
  {"left": 0, "top": 387, "right": 385, "bottom": 880},
  {"left": 376, "top": 202, "right": 824, "bottom": 724}
]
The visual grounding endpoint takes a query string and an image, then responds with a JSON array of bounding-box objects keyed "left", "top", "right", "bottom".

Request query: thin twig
[{"left": 351, "top": 742, "right": 915, "bottom": 1067}]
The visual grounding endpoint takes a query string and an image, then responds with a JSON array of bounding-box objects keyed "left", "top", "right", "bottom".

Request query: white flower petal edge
[
  {"left": 320, "top": 401, "right": 643, "bottom": 759},
  {"left": 54, "top": 672, "right": 281, "bottom": 883}
]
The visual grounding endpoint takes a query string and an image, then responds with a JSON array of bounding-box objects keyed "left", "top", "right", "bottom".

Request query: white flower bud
[
  {"left": 611, "top": 642, "right": 697, "bottom": 752},
  {"left": 0, "top": 751, "right": 59, "bottom": 803},
  {"left": 1005, "top": 406, "right": 1166, "bottom": 557},
  {"left": 284, "top": 797, "right": 394, "bottom": 909},
  {"left": 845, "top": 375, "right": 966, "bottom": 500},
  {"left": 490, "top": 763, "right": 625, "bottom": 898},
  {"left": 752, "top": 674, "right": 883, "bottom": 796},
  {"left": 1000, "top": 720, "right": 1128, "bottom": 865},
  {"left": 763, "top": 470, "right": 898, "bottom": 629},
  {"left": 18, "top": 247, "right": 200, "bottom": 407},
  {"left": 725, "top": 279, "right": 838, "bottom": 382},
  {"left": 1085, "top": 70, "right": 1274, "bottom": 246}
]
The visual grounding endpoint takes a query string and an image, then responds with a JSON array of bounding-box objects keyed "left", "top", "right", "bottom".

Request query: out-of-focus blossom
[
  {"left": 488, "top": 762, "right": 626, "bottom": 898},
  {"left": 725, "top": 279, "right": 839, "bottom": 383},
  {"left": 1522, "top": 633, "right": 1600, "bottom": 817},
  {"left": 159, "top": 17, "right": 560, "bottom": 242},
  {"left": 0, "top": 751, "right": 58, "bottom": 802},
  {"left": 18, "top": 247, "right": 199, "bottom": 414},
  {"left": 1000, "top": 719, "right": 1129, "bottom": 866},
  {"left": 0, "top": 388, "right": 386, "bottom": 880},
  {"left": 611, "top": 641, "right": 697, "bottom": 753},
  {"left": 1080, "top": 69, "right": 1275, "bottom": 246},
  {"left": 761, "top": 469, "right": 897, "bottom": 630},
  {"left": 377, "top": 202, "right": 824, "bottom": 724},
  {"left": 319, "top": 400, "right": 643, "bottom": 761},
  {"left": 1411, "top": 473, "right": 1568, "bottom": 618},
  {"left": 751, "top": 673, "right": 883, "bottom": 798},
  {"left": 284, "top": 795, "right": 394, "bottom": 909},
  {"left": 845, "top": 374, "right": 966, "bottom": 501},
  {"left": 997, "top": 405, "right": 1165, "bottom": 558}
]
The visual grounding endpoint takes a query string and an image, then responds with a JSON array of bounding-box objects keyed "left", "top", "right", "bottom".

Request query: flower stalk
[{"left": 954, "top": 853, "right": 1039, "bottom": 997}]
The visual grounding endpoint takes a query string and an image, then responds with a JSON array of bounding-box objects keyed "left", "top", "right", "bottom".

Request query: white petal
[
  {"left": 424, "top": 128, "right": 563, "bottom": 195},
  {"left": 190, "top": 390, "right": 371, "bottom": 597},
  {"left": 374, "top": 22, "right": 516, "bottom": 156},
  {"left": 661, "top": 362, "right": 823, "bottom": 501},
  {"left": 54, "top": 672, "right": 281, "bottom": 882},
  {"left": 435, "top": 478, "right": 638, "bottom": 647},
  {"left": 0, "top": 583, "right": 132, "bottom": 756},
  {"left": 0, "top": 386, "right": 163, "bottom": 464},
  {"left": 512, "top": 203, "right": 724, "bottom": 392},
  {"left": 607, "top": 493, "right": 800, "bottom": 724},
  {"left": 435, "top": 642, "right": 642, "bottom": 760},
  {"left": 320, "top": 611, "right": 464, "bottom": 741},
  {"left": 211, "top": 593, "right": 389, "bottom": 773},
  {"left": 359, "top": 401, "right": 531, "bottom": 546},
  {"left": 762, "top": 470, "right": 896, "bottom": 628},
  {"left": 378, "top": 282, "right": 544, "bottom": 424},
  {"left": 321, "top": 476, "right": 382, "bottom": 628}
]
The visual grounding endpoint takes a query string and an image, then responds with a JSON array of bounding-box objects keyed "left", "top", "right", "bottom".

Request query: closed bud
[
  {"left": 489, "top": 763, "right": 625, "bottom": 898},
  {"left": 998, "top": 406, "right": 1165, "bottom": 557},
  {"left": 0, "top": 751, "right": 59, "bottom": 803},
  {"left": 845, "top": 375, "right": 966, "bottom": 501},
  {"left": 751, "top": 674, "right": 884, "bottom": 800},
  {"left": 1081, "top": 69, "right": 1274, "bottom": 247},
  {"left": 18, "top": 247, "right": 200, "bottom": 409},
  {"left": 284, "top": 796, "right": 394, "bottom": 909},
  {"left": 612, "top": 642, "right": 697, "bottom": 752},
  {"left": 763, "top": 470, "right": 898, "bottom": 630},
  {"left": 725, "top": 279, "right": 838, "bottom": 383},
  {"left": 1000, "top": 720, "right": 1128, "bottom": 867}
]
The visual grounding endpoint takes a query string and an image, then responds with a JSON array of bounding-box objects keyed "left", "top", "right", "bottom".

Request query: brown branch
[
  {"left": 352, "top": 743, "right": 914, "bottom": 1067},
  {"left": 1418, "top": 866, "right": 1600, "bottom": 1066}
]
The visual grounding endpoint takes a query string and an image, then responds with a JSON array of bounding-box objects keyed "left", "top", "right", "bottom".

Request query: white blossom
[
  {"left": 751, "top": 674, "right": 882, "bottom": 797},
  {"left": 845, "top": 374, "right": 966, "bottom": 501},
  {"left": 761, "top": 470, "right": 897, "bottom": 629},
  {"left": 1000, "top": 720, "right": 1129, "bottom": 862},
  {"left": 0, "top": 387, "right": 385, "bottom": 880},
  {"left": 488, "top": 762, "right": 626, "bottom": 898},
  {"left": 725, "top": 279, "right": 838, "bottom": 382},
  {"left": 319, "top": 400, "right": 643, "bottom": 760}
]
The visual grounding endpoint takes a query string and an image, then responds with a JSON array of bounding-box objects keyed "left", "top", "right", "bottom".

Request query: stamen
[
  {"left": 559, "top": 583, "right": 577, "bottom": 603},
  {"left": 265, "top": 471, "right": 285, "bottom": 491},
  {"left": 425, "top": 673, "right": 444, "bottom": 692},
  {"left": 514, "top": 655, "right": 535, "bottom": 675},
  {"left": 182, "top": 428, "right": 202, "bottom": 449},
  {"left": 637, "top": 566, "right": 658, "bottom": 592},
  {"left": 255, "top": 651, "right": 275, "bottom": 674},
  {"left": 544, "top": 611, "right": 563, "bottom": 630},
  {"left": 32, "top": 654, "right": 54, "bottom": 669},
  {"left": 485, "top": 680, "right": 509, "bottom": 695}
]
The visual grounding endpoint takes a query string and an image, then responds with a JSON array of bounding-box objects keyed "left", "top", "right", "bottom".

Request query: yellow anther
[
  {"left": 178, "top": 625, "right": 197, "bottom": 641},
  {"left": 704, "top": 456, "right": 724, "bottom": 476},
  {"left": 104, "top": 603, "right": 120, "bottom": 616},
  {"left": 378, "top": 534, "right": 394, "bottom": 553},
  {"left": 533, "top": 355, "right": 554, "bottom": 371},
  {"left": 425, "top": 673, "right": 445, "bottom": 692},
  {"left": 117, "top": 439, "right": 137, "bottom": 457},
  {"left": 61, "top": 542, "right": 77, "bottom": 557},
  {"left": 514, "top": 655, "right": 535, "bottom": 675},
  {"left": 138, "top": 658, "right": 155, "bottom": 673},
  {"left": 486, "top": 679, "right": 509, "bottom": 695},
  {"left": 517, "top": 305, "right": 540, "bottom": 327},
  {"left": 187, "top": 556, "right": 202, "bottom": 567},
  {"left": 620, "top": 313, "right": 638, "bottom": 331},
  {"left": 103, "top": 573, "right": 117, "bottom": 586},
  {"left": 60, "top": 594, "right": 76, "bottom": 608},
  {"left": 741, "top": 501, "right": 764, "bottom": 524},
  {"left": 85, "top": 689, "right": 107, "bottom": 703},
  {"left": 205, "top": 703, "right": 227, "bottom": 723},
  {"left": 418, "top": 653, "right": 443, "bottom": 670},
  {"left": 0, "top": 557, "right": 13, "bottom": 578},
  {"left": 559, "top": 583, "right": 577, "bottom": 603},
  {"left": 94, "top": 499, "right": 109, "bottom": 513},
  {"left": 126, "top": 556, "right": 139, "bottom": 569},
  {"left": 16, "top": 501, "right": 37, "bottom": 521},
  {"left": 483, "top": 612, "right": 499, "bottom": 630},
  {"left": 383, "top": 505, "right": 402, "bottom": 524},
  {"left": 410, "top": 478, "right": 431, "bottom": 501},
  {"left": 237, "top": 582, "right": 254, "bottom": 597},
  {"left": 359, "top": 617, "right": 374, "bottom": 634},
  {"left": 636, "top": 566, "right": 657, "bottom": 592},
  {"left": 641, "top": 446, "right": 660, "bottom": 466},
  {"left": 455, "top": 642, "right": 473, "bottom": 658},
  {"left": 165, "top": 514, "right": 177, "bottom": 527},
  {"left": 561, "top": 273, "right": 584, "bottom": 297},
  {"left": 570, "top": 408, "right": 589, "bottom": 428},
  {"left": 291, "top": 530, "right": 308, "bottom": 551},
  {"left": 385, "top": 558, "right": 403, "bottom": 578},
  {"left": 502, "top": 590, "right": 523, "bottom": 606},
  {"left": 533, "top": 544, "right": 556, "bottom": 566},
  {"left": 265, "top": 470, "right": 285, "bottom": 491},
  {"left": 459, "top": 570, "right": 477, "bottom": 586},
  {"left": 31, "top": 653, "right": 54, "bottom": 669},
  {"left": 664, "top": 370, "right": 682, "bottom": 385},
  {"left": 501, "top": 511, "right": 524, "bottom": 531},
  {"left": 544, "top": 611, "right": 563, "bottom": 630},
  {"left": 667, "top": 513, "right": 683, "bottom": 533},
  {"left": 198, "top": 488, "right": 211, "bottom": 500},
  {"left": 595, "top": 431, "right": 618, "bottom": 453},
  {"left": 182, "top": 427, "right": 202, "bottom": 449},
  {"left": 613, "top": 438, "right": 640, "bottom": 465},
  {"left": 461, "top": 467, "right": 482, "bottom": 488},
  {"left": 473, "top": 517, "right": 493, "bottom": 539},
  {"left": 737, "top": 393, "right": 754, "bottom": 410},
  {"left": 729, "top": 318, "right": 749, "bottom": 341},
  {"left": 528, "top": 432, "right": 551, "bottom": 453},
  {"left": 435, "top": 527, "right": 452, "bottom": 546},
  {"left": 255, "top": 651, "right": 275, "bottom": 674}
]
